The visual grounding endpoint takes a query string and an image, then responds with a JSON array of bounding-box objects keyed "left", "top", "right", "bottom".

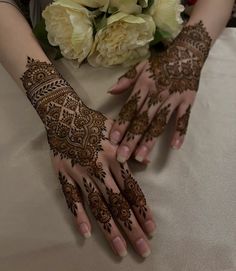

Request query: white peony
[
  {"left": 42, "top": 0, "right": 93, "bottom": 63},
  {"left": 68, "top": 0, "right": 108, "bottom": 8},
  {"left": 88, "top": 12, "right": 155, "bottom": 67},
  {"left": 148, "top": 0, "right": 184, "bottom": 39}
]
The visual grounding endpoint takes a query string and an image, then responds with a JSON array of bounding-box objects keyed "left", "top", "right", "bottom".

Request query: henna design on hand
[
  {"left": 58, "top": 171, "right": 82, "bottom": 216},
  {"left": 106, "top": 187, "right": 133, "bottom": 231},
  {"left": 120, "top": 164, "right": 147, "bottom": 219},
  {"left": 126, "top": 111, "right": 149, "bottom": 141},
  {"left": 177, "top": 105, "right": 191, "bottom": 136},
  {"left": 148, "top": 21, "right": 212, "bottom": 97},
  {"left": 118, "top": 90, "right": 141, "bottom": 125},
  {"left": 119, "top": 65, "right": 137, "bottom": 81},
  {"left": 144, "top": 104, "right": 171, "bottom": 142},
  {"left": 83, "top": 178, "right": 112, "bottom": 233},
  {"left": 21, "top": 58, "right": 107, "bottom": 182}
]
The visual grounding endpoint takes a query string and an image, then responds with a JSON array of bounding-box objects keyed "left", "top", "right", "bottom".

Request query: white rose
[
  {"left": 148, "top": 0, "right": 185, "bottom": 39},
  {"left": 42, "top": 0, "right": 93, "bottom": 63},
  {"left": 68, "top": 0, "right": 108, "bottom": 8},
  {"left": 88, "top": 12, "right": 155, "bottom": 67},
  {"left": 109, "top": 0, "right": 142, "bottom": 14}
]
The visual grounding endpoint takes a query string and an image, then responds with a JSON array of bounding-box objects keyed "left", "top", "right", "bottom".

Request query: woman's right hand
[{"left": 21, "top": 57, "right": 156, "bottom": 258}]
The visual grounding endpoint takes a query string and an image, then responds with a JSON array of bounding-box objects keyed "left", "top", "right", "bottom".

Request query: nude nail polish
[
  {"left": 112, "top": 237, "right": 127, "bottom": 257},
  {"left": 135, "top": 238, "right": 151, "bottom": 258},
  {"left": 79, "top": 223, "right": 91, "bottom": 239}
]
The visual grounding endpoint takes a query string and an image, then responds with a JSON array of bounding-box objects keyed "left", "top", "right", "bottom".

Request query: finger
[
  {"left": 108, "top": 61, "right": 147, "bottom": 95},
  {"left": 109, "top": 79, "right": 150, "bottom": 145},
  {"left": 58, "top": 171, "right": 92, "bottom": 239},
  {"left": 82, "top": 177, "right": 129, "bottom": 257},
  {"left": 92, "top": 168, "right": 152, "bottom": 258},
  {"left": 171, "top": 103, "right": 192, "bottom": 150},
  {"left": 134, "top": 99, "right": 176, "bottom": 163},
  {"left": 115, "top": 89, "right": 169, "bottom": 163},
  {"left": 110, "top": 161, "right": 157, "bottom": 238}
]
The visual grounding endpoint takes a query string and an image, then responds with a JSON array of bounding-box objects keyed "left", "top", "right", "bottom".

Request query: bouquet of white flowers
[{"left": 39, "top": 0, "right": 184, "bottom": 67}]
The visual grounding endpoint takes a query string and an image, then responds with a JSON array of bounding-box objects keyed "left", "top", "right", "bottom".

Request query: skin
[
  {"left": 0, "top": 3, "right": 156, "bottom": 258},
  {"left": 109, "top": 0, "right": 235, "bottom": 164}
]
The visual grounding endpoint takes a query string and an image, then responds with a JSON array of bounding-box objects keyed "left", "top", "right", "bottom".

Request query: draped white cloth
[{"left": 0, "top": 28, "right": 236, "bottom": 271}]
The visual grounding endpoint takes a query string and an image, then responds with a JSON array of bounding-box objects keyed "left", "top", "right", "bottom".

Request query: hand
[
  {"left": 109, "top": 21, "right": 212, "bottom": 163},
  {"left": 20, "top": 57, "right": 156, "bottom": 258}
]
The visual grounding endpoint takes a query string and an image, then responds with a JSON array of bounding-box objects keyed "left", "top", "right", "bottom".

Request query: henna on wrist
[{"left": 21, "top": 57, "right": 107, "bottom": 181}]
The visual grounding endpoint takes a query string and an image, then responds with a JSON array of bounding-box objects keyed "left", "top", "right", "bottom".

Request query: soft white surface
[{"left": 0, "top": 28, "right": 236, "bottom": 271}]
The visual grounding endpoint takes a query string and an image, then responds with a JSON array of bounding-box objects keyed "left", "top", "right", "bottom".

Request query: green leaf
[
  {"left": 150, "top": 30, "right": 163, "bottom": 46},
  {"left": 94, "top": 13, "right": 107, "bottom": 32}
]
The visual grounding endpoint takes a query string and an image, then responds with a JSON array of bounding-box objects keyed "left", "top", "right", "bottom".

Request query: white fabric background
[{"left": 0, "top": 28, "right": 236, "bottom": 271}]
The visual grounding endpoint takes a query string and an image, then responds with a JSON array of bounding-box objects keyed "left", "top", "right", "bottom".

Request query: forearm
[
  {"left": 187, "top": 0, "right": 234, "bottom": 42},
  {"left": 0, "top": 3, "right": 50, "bottom": 86}
]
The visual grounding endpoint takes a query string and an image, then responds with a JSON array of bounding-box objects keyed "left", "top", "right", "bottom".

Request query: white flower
[
  {"left": 109, "top": 0, "right": 142, "bottom": 14},
  {"left": 88, "top": 12, "right": 155, "bottom": 67},
  {"left": 148, "top": 0, "right": 184, "bottom": 39},
  {"left": 42, "top": 0, "right": 93, "bottom": 63},
  {"left": 68, "top": 0, "right": 108, "bottom": 8}
]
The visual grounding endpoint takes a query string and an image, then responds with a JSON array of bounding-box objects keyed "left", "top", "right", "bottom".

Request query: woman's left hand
[{"left": 108, "top": 22, "right": 212, "bottom": 163}]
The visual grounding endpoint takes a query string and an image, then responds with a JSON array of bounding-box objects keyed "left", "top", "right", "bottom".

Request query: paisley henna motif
[
  {"left": 83, "top": 178, "right": 112, "bottom": 233},
  {"left": 21, "top": 57, "right": 107, "bottom": 182},
  {"left": 120, "top": 164, "right": 147, "bottom": 219},
  {"left": 145, "top": 104, "right": 171, "bottom": 142},
  {"left": 106, "top": 187, "right": 133, "bottom": 231},
  {"left": 58, "top": 172, "right": 82, "bottom": 216},
  {"left": 177, "top": 105, "right": 191, "bottom": 136}
]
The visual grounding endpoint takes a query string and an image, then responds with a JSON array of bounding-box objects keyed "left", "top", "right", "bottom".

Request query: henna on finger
[
  {"left": 144, "top": 104, "right": 171, "bottom": 142},
  {"left": 119, "top": 65, "right": 138, "bottom": 81},
  {"left": 120, "top": 164, "right": 147, "bottom": 219},
  {"left": 118, "top": 90, "right": 141, "bottom": 125},
  {"left": 106, "top": 187, "right": 133, "bottom": 231},
  {"left": 59, "top": 171, "right": 83, "bottom": 216},
  {"left": 176, "top": 105, "right": 191, "bottom": 136},
  {"left": 83, "top": 178, "right": 112, "bottom": 233}
]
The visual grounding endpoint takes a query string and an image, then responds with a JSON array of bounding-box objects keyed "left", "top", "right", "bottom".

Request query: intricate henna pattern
[
  {"left": 148, "top": 21, "right": 212, "bottom": 96},
  {"left": 83, "top": 178, "right": 112, "bottom": 233},
  {"left": 177, "top": 105, "right": 191, "bottom": 136},
  {"left": 21, "top": 57, "right": 107, "bottom": 182},
  {"left": 106, "top": 187, "right": 133, "bottom": 231},
  {"left": 145, "top": 104, "right": 171, "bottom": 142},
  {"left": 58, "top": 172, "right": 82, "bottom": 216},
  {"left": 120, "top": 164, "right": 147, "bottom": 219},
  {"left": 118, "top": 90, "right": 141, "bottom": 125},
  {"left": 126, "top": 111, "right": 149, "bottom": 141}
]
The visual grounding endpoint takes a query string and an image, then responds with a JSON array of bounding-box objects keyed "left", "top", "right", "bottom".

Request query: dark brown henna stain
[
  {"left": 119, "top": 65, "right": 137, "bottom": 81},
  {"left": 147, "top": 90, "right": 163, "bottom": 108},
  {"left": 120, "top": 164, "right": 147, "bottom": 219},
  {"left": 106, "top": 187, "right": 133, "bottom": 231},
  {"left": 58, "top": 171, "right": 82, "bottom": 216},
  {"left": 145, "top": 104, "right": 171, "bottom": 142},
  {"left": 147, "top": 21, "right": 212, "bottom": 97},
  {"left": 21, "top": 58, "right": 107, "bottom": 182},
  {"left": 83, "top": 178, "right": 112, "bottom": 233},
  {"left": 118, "top": 90, "right": 141, "bottom": 125},
  {"left": 126, "top": 111, "right": 149, "bottom": 141},
  {"left": 177, "top": 105, "right": 191, "bottom": 136}
]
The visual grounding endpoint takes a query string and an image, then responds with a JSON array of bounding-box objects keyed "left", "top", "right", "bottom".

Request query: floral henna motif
[
  {"left": 148, "top": 21, "right": 212, "bottom": 96},
  {"left": 126, "top": 111, "right": 149, "bottom": 141},
  {"left": 145, "top": 104, "right": 171, "bottom": 142},
  {"left": 21, "top": 57, "right": 107, "bottom": 182},
  {"left": 118, "top": 90, "right": 141, "bottom": 125},
  {"left": 106, "top": 187, "right": 133, "bottom": 231},
  {"left": 58, "top": 172, "right": 82, "bottom": 216},
  {"left": 120, "top": 164, "right": 147, "bottom": 219},
  {"left": 83, "top": 178, "right": 112, "bottom": 233},
  {"left": 177, "top": 105, "right": 191, "bottom": 136}
]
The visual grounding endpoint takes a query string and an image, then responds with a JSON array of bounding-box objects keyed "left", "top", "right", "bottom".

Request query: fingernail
[
  {"left": 110, "top": 130, "right": 121, "bottom": 145},
  {"left": 117, "top": 146, "right": 130, "bottom": 163},
  {"left": 135, "top": 238, "right": 151, "bottom": 258},
  {"left": 145, "top": 220, "right": 157, "bottom": 237},
  {"left": 112, "top": 236, "right": 127, "bottom": 257},
  {"left": 135, "top": 146, "right": 148, "bottom": 163},
  {"left": 79, "top": 223, "right": 91, "bottom": 239},
  {"left": 172, "top": 139, "right": 181, "bottom": 150}
]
